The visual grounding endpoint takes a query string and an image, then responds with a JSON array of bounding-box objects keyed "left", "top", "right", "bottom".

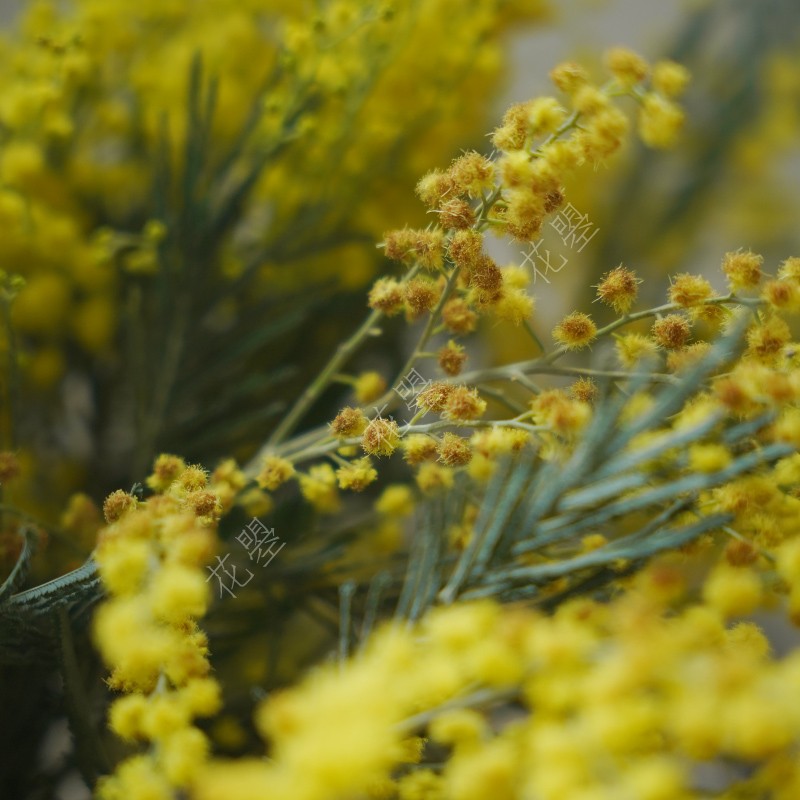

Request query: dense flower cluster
[
  {"left": 3, "top": 9, "right": 800, "bottom": 798},
  {"left": 196, "top": 580, "right": 800, "bottom": 800},
  {"left": 92, "top": 456, "right": 246, "bottom": 798},
  {"left": 0, "top": 0, "right": 545, "bottom": 519}
]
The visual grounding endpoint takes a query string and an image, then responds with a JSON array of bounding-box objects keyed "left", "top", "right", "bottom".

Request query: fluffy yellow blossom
[
  {"left": 298, "top": 464, "right": 340, "bottom": 513},
  {"left": 638, "top": 94, "right": 685, "bottom": 148},
  {"left": 615, "top": 332, "right": 659, "bottom": 366},
  {"left": 336, "top": 457, "right": 378, "bottom": 491},
  {"left": 257, "top": 455, "right": 295, "bottom": 491},
  {"left": 355, "top": 371, "right": 388, "bottom": 404},
  {"left": 652, "top": 60, "right": 691, "bottom": 97},
  {"left": 375, "top": 485, "right": 415, "bottom": 517},
  {"left": 595, "top": 265, "right": 639, "bottom": 314}
]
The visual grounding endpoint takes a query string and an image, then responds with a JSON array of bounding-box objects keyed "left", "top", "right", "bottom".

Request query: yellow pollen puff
[
  {"left": 354, "top": 371, "right": 388, "bottom": 404},
  {"left": 652, "top": 59, "right": 691, "bottom": 97},
  {"left": 571, "top": 85, "right": 610, "bottom": 117},
  {"left": 149, "top": 564, "right": 210, "bottom": 624},
  {"left": 615, "top": 332, "right": 659, "bottom": 367},
  {"left": 140, "top": 694, "right": 191, "bottom": 740},
  {"left": 108, "top": 694, "right": 149, "bottom": 742},
  {"left": 595, "top": 264, "right": 639, "bottom": 314},
  {"left": 550, "top": 60, "right": 589, "bottom": 95},
  {"left": 499, "top": 149, "right": 534, "bottom": 188},
  {"left": 688, "top": 443, "right": 732, "bottom": 473},
  {"left": 702, "top": 564, "right": 763, "bottom": 618},
  {"left": 777, "top": 256, "right": 800, "bottom": 283},
  {"left": 96, "top": 537, "right": 151, "bottom": 597},
  {"left": 402, "top": 433, "right": 439, "bottom": 465},
  {"left": 488, "top": 288, "right": 534, "bottom": 326},
  {"left": 368, "top": 277, "right": 405, "bottom": 316},
  {"left": 605, "top": 47, "right": 649, "bottom": 86},
  {"left": 160, "top": 727, "right": 210, "bottom": 786},
  {"left": 638, "top": 93, "right": 684, "bottom": 149},
  {"left": 416, "top": 462, "right": 454, "bottom": 494},
  {"left": 415, "top": 168, "right": 455, "bottom": 208},
  {"left": 429, "top": 708, "right": 487, "bottom": 746},
  {"left": 256, "top": 455, "right": 295, "bottom": 491},
  {"left": 526, "top": 97, "right": 566, "bottom": 137},
  {"left": 375, "top": 484, "right": 414, "bottom": 517},
  {"left": 174, "top": 465, "right": 208, "bottom": 494},
  {"left": 298, "top": 464, "right": 340, "bottom": 513},
  {"left": 336, "top": 457, "right": 378, "bottom": 491}
]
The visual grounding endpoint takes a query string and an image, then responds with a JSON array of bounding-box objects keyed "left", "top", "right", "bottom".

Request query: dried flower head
[
  {"left": 103, "top": 490, "right": 138, "bottom": 523},
  {"left": 553, "top": 312, "right": 597, "bottom": 350},
  {"left": 570, "top": 377, "right": 599, "bottom": 404},
  {"left": 652, "top": 314, "right": 691, "bottom": 349},
  {"left": 438, "top": 198, "right": 475, "bottom": 230},
  {"left": 762, "top": 280, "right": 800, "bottom": 313},
  {"left": 438, "top": 340, "right": 467, "bottom": 376},
  {"left": 361, "top": 417, "right": 401, "bottom": 457},
  {"left": 416, "top": 381, "right": 455, "bottom": 412},
  {"left": 330, "top": 407, "right": 368, "bottom": 438},
  {"left": 443, "top": 385, "right": 486, "bottom": 421},
  {"left": 442, "top": 298, "right": 477, "bottom": 334},
  {"left": 448, "top": 229, "right": 484, "bottom": 271},
  {"left": 747, "top": 316, "right": 791, "bottom": 360},
  {"left": 0, "top": 451, "right": 20, "bottom": 484},
  {"left": 437, "top": 433, "right": 472, "bottom": 466},
  {"left": 404, "top": 277, "right": 440, "bottom": 318},
  {"left": 368, "top": 278, "right": 405, "bottom": 316},
  {"left": 382, "top": 228, "right": 417, "bottom": 264},
  {"left": 467, "top": 255, "right": 503, "bottom": 302}
]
